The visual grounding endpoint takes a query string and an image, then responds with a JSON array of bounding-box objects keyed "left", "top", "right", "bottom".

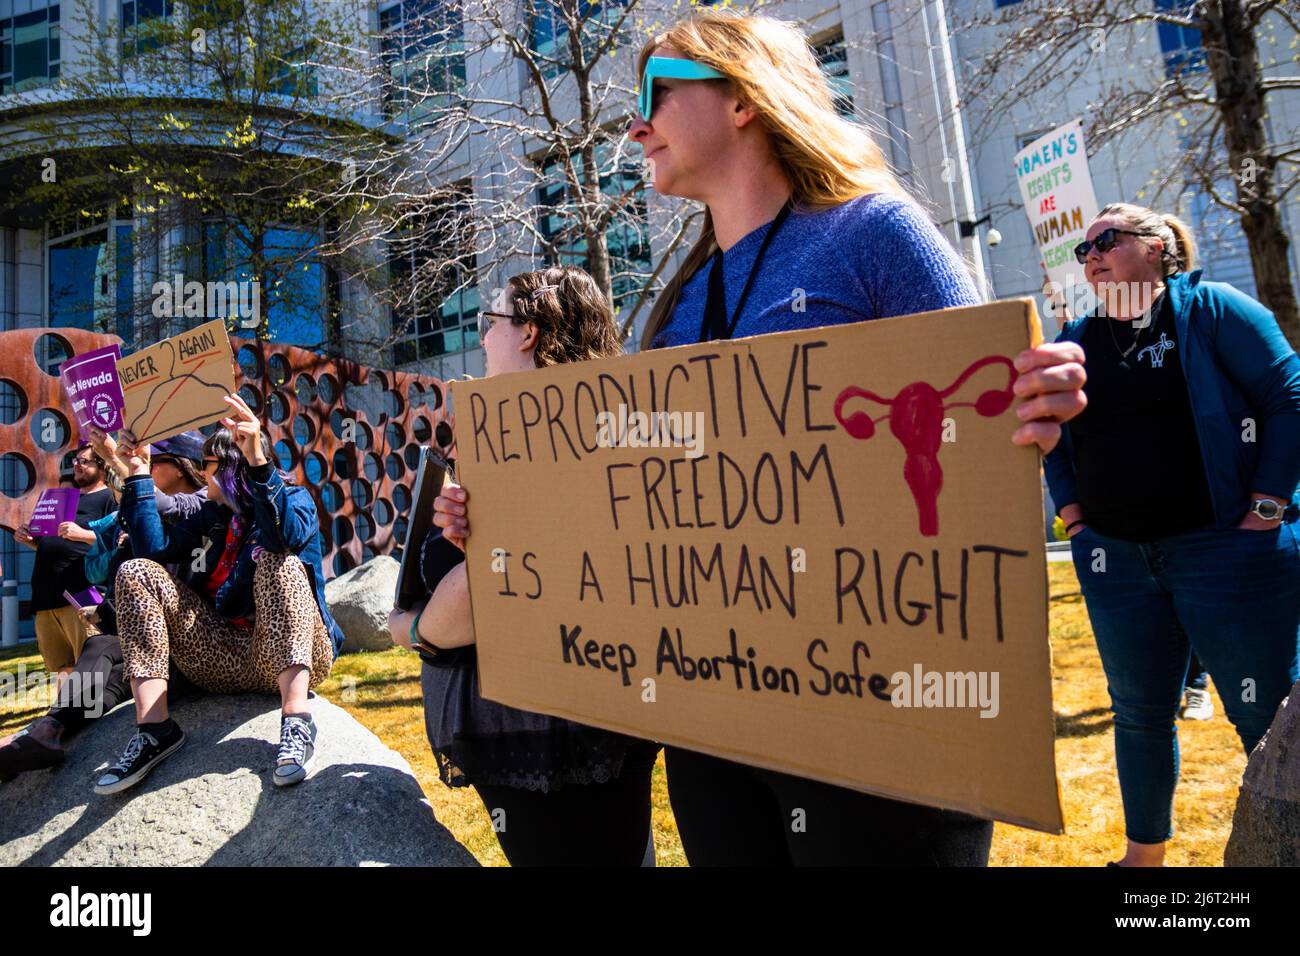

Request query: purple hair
[{"left": 202, "top": 427, "right": 292, "bottom": 513}]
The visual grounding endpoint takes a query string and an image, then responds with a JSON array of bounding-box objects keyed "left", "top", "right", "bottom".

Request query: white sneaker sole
[
  {"left": 93, "top": 734, "right": 186, "bottom": 796},
  {"left": 273, "top": 749, "right": 315, "bottom": 787}
]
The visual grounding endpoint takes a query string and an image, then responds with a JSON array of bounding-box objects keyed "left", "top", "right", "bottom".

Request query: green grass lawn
[{"left": 1, "top": 562, "right": 1246, "bottom": 866}]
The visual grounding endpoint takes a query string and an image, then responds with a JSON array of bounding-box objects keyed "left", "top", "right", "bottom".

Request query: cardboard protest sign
[
  {"left": 29, "top": 488, "right": 80, "bottom": 537},
  {"left": 450, "top": 300, "right": 1063, "bottom": 833},
  {"left": 119, "top": 319, "right": 236, "bottom": 445},
  {"left": 60, "top": 344, "right": 125, "bottom": 434},
  {"left": 1015, "top": 119, "right": 1100, "bottom": 329}
]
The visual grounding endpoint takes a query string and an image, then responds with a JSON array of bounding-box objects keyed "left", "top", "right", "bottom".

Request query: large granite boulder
[
  {"left": 0, "top": 693, "right": 476, "bottom": 867},
  {"left": 1225, "top": 679, "right": 1300, "bottom": 866},
  {"left": 325, "top": 555, "right": 401, "bottom": 654}
]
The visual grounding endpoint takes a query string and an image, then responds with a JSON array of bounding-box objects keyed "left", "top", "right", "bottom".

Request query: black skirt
[{"left": 419, "top": 651, "right": 658, "bottom": 792}]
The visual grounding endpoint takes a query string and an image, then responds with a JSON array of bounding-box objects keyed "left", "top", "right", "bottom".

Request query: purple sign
[
  {"left": 28, "top": 488, "right": 80, "bottom": 537},
  {"left": 60, "top": 343, "right": 124, "bottom": 433},
  {"left": 64, "top": 587, "right": 104, "bottom": 610}
]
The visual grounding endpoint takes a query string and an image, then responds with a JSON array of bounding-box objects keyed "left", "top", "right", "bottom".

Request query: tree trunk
[{"left": 1203, "top": 0, "right": 1300, "bottom": 347}]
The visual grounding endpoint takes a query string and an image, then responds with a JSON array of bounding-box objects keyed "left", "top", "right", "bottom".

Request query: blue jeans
[{"left": 1070, "top": 522, "right": 1300, "bottom": 844}]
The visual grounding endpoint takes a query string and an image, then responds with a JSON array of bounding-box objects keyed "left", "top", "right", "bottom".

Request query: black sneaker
[
  {"left": 93, "top": 725, "right": 185, "bottom": 796},
  {"left": 273, "top": 714, "right": 316, "bottom": 787}
]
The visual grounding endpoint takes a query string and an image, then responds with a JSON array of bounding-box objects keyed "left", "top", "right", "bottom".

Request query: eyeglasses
[
  {"left": 201, "top": 457, "right": 219, "bottom": 472},
  {"left": 72, "top": 457, "right": 97, "bottom": 468},
  {"left": 637, "top": 55, "right": 726, "bottom": 121},
  {"left": 478, "top": 311, "right": 513, "bottom": 341},
  {"left": 1074, "top": 228, "right": 1152, "bottom": 265}
]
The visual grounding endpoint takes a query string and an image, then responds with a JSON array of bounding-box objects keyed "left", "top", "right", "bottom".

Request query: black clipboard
[{"left": 393, "top": 446, "right": 453, "bottom": 611}]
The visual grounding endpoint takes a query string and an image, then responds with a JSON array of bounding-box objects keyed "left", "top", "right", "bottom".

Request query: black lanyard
[{"left": 698, "top": 201, "right": 793, "bottom": 343}]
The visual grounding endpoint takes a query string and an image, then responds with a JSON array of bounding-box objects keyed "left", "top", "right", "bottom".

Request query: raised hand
[
  {"left": 221, "top": 393, "right": 268, "bottom": 466},
  {"left": 87, "top": 426, "right": 130, "bottom": 479},
  {"left": 115, "top": 427, "right": 151, "bottom": 477}
]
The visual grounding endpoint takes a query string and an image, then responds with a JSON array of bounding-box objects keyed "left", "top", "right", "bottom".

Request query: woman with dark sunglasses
[
  {"left": 1045, "top": 201, "right": 1300, "bottom": 866},
  {"left": 390, "top": 266, "right": 661, "bottom": 867},
  {"left": 437, "top": 11, "right": 1087, "bottom": 867}
]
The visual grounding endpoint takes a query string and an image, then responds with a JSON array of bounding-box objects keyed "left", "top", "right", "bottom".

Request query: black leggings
[
  {"left": 473, "top": 743, "right": 658, "bottom": 867},
  {"left": 46, "top": 633, "right": 201, "bottom": 736},
  {"left": 665, "top": 746, "right": 994, "bottom": 866}
]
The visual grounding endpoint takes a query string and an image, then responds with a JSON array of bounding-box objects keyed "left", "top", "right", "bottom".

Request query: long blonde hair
[
  {"left": 1097, "top": 202, "right": 1198, "bottom": 277},
  {"left": 637, "top": 11, "right": 914, "bottom": 350}
]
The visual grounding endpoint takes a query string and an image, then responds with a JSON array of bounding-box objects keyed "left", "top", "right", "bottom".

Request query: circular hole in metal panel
[
  {"left": 385, "top": 452, "right": 405, "bottom": 481},
  {"left": 237, "top": 345, "right": 261, "bottom": 380},
  {"left": 33, "top": 333, "right": 73, "bottom": 376},
  {"left": 304, "top": 451, "right": 326, "bottom": 484},
  {"left": 267, "top": 353, "right": 290, "bottom": 386},
  {"left": 0, "top": 380, "right": 29, "bottom": 425},
  {"left": 237, "top": 384, "right": 263, "bottom": 415},
  {"left": 30, "top": 408, "right": 71, "bottom": 452},
  {"left": 321, "top": 481, "right": 344, "bottom": 512},
  {"left": 350, "top": 478, "right": 371, "bottom": 508},
  {"left": 0, "top": 453, "right": 36, "bottom": 496},
  {"left": 295, "top": 374, "right": 316, "bottom": 405},
  {"left": 267, "top": 391, "right": 290, "bottom": 424},
  {"left": 331, "top": 449, "right": 353, "bottom": 479}
]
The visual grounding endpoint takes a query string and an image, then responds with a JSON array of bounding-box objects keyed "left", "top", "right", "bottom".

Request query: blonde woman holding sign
[{"left": 437, "top": 10, "right": 1086, "bottom": 866}]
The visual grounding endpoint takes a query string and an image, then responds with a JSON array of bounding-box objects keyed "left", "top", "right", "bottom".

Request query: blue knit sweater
[{"left": 650, "top": 193, "right": 982, "bottom": 348}]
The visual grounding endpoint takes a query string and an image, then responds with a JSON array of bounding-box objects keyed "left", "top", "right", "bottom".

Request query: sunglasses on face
[
  {"left": 202, "top": 457, "right": 219, "bottom": 472},
  {"left": 637, "top": 55, "right": 726, "bottom": 121},
  {"left": 1074, "top": 228, "right": 1151, "bottom": 265}
]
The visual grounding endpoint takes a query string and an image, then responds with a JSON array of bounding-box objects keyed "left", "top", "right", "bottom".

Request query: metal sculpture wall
[{"left": 0, "top": 327, "right": 454, "bottom": 581}]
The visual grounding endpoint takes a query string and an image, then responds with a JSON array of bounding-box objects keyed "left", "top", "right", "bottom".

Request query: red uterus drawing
[{"left": 833, "top": 355, "right": 1018, "bottom": 536}]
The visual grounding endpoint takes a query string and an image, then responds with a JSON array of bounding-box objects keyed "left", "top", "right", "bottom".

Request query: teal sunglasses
[{"left": 637, "top": 55, "right": 726, "bottom": 121}]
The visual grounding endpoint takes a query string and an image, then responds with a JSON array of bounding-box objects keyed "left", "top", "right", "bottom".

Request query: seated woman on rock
[
  {"left": 93, "top": 395, "right": 343, "bottom": 795},
  {"left": 387, "top": 266, "right": 661, "bottom": 866},
  {"left": 0, "top": 431, "right": 208, "bottom": 782}
]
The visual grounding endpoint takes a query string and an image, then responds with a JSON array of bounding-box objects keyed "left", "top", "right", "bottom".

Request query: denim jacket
[
  {"left": 119, "top": 465, "right": 345, "bottom": 656},
  {"left": 1044, "top": 270, "right": 1300, "bottom": 528}
]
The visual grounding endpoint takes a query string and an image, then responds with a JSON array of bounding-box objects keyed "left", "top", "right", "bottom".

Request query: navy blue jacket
[
  {"left": 119, "top": 465, "right": 345, "bottom": 656},
  {"left": 1045, "top": 270, "right": 1300, "bottom": 528}
]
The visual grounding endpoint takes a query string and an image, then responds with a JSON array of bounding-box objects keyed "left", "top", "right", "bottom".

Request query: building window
[
  {"left": 202, "top": 220, "right": 325, "bottom": 347},
  {"left": 48, "top": 205, "right": 134, "bottom": 345},
  {"left": 871, "top": 1, "right": 913, "bottom": 181},
  {"left": 388, "top": 185, "right": 480, "bottom": 364},
  {"left": 269, "top": 42, "right": 318, "bottom": 97},
  {"left": 537, "top": 144, "right": 651, "bottom": 307},
  {"left": 1, "top": 4, "right": 60, "bottom": 95},
  {"left": 1154, "top": 0, "right": 1206, "bottom": 78},
  {"left": 814, "top": 30, "right": 853, "bottom": 117},
  {"left": 380, "top": 0, "right": 466, "bottom": 125},
  {"left": 529, "top": 0, "right": 628, "bottom": 77},
  {"left": 120, "top": 0, "right": 176, "bottom": 59}
]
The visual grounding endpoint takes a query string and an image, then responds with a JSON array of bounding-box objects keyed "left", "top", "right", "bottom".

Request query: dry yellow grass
[{"left": 0, "top": 560, "right": 1246, "bottom": 866}]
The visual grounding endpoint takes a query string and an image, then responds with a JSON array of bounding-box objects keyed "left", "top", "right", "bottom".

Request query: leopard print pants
[{"left": 115, "top": 554, "right": 334, "bottom": 694}]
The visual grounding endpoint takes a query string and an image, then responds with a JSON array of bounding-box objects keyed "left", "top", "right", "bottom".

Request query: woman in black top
[
  {"left": 1047, "top": 202, "right": 1300, "bottom": 866},
  {"left": 388, "top": 266, "right": 659, "bottom": 866}
]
